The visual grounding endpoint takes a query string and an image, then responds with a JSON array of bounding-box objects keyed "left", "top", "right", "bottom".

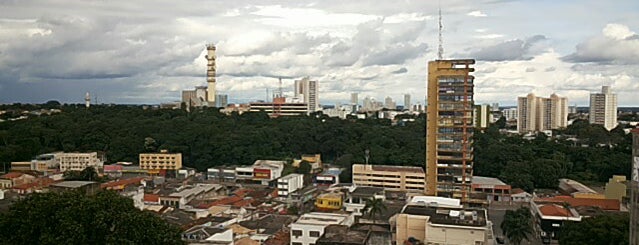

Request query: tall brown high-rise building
[{"left": 426, "top": 59, "right": 475, "bottom": 201}]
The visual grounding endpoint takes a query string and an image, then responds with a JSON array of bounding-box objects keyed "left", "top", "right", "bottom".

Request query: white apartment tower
[
  {"left": 294, "top": 77, "right": 320, "bottom": 112},
  {"left": 589, "top": 86, "right": 618, "bottom": 131},
  {"left": 85, "top": 92, "right": 91, "bottom": 108},
  {"left": 205, "top": 44, "right": 217, "bottom": 106},
  {"left": 404, "top": 94, "right": 411, "bottom": 111},
  {"left": 517, "top": 93, "right": 568, "bottom": 133}
]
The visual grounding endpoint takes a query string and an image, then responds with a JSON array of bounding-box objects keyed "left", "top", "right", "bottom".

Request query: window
[
  {"left": 309, "top": 231, "right": 320, "bottom": 237},
  {"left": 292, "top": 230, "right": 302, "bottom": 236}
]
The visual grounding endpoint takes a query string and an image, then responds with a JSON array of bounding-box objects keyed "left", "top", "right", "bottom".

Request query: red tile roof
[
  {"left": 535, "top": 196, "right": 620, "bottom": 211},
  {"left": 539, "top": 204, "right": 571, "bottom": 217},
  {"left": 144, "top": 194, "right": 160, "bottom": 203},
  {"left": 12, "top": 178, "right": 56, "bottom": 190},
  {"left": 511, "top": 188, "right": 526, "bottom": 194},
  {"left": 103, "top": 165, "right": 123, "bottom": 172},
  {"left": 1, "top": 172, "right": 23, "bottom": 179}
]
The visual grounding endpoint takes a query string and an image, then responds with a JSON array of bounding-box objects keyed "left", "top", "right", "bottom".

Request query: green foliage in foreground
[
  {"left": 501, "top": 207, "right": 533, "bottom": 245},
  {"left": 0, "top": 190, "right": 183, "bottom": 245},
  {"left": 559, "top": 213, "right": 629, "bottom": 245}
]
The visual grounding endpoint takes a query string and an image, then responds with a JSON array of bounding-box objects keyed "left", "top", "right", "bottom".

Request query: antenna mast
[{"left": 438, "top": 6, "right": 444, "bottom": 60}]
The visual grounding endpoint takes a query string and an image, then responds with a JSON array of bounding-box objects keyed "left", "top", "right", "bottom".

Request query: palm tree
[
  {"left": 363, "top": 198, "right": 387, "bottom": 224},
  {"left": 501, "top": 207, "right": 533, "bottom": 245}
]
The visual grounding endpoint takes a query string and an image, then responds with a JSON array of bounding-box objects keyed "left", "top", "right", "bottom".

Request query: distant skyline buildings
[
  {"left": 517, "top": 93, "right": 568, "bottom": 133},
  {"left": 589, "top": 86, "right": 618, "bottom": 131}
]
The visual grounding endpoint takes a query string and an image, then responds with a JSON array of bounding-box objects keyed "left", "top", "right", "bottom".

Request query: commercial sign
[{"left": 253, "top": 168, "right": 271, "bottom": 179}]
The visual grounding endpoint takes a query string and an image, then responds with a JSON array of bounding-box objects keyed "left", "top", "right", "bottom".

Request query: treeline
[
  {"left": 475, "top": 119, "right": 632, "bottom": 191},
  {"left": 0, "top": 104, "right": 425, "bottom": 171},
  {"left": 0, "top": 104, "right": 633, "bottom": 190}
]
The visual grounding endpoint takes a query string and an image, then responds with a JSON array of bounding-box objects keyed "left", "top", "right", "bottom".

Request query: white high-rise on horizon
[
  {"left": 350, "top": 93, "right": 358, "bottom": 105},
  {"left": 384, "top": 96, "right": 396, "bottom": 109},
  {"left": 294, "top": 77, "right": 320, "bottom": 112},
  {"left": 404, "top": 94, "right": 411, "bottom": 111},
  {"left": 589, "top": 86, "right": 618, "bottom": 131}
]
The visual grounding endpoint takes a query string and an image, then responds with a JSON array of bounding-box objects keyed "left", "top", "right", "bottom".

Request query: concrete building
[
  {"left": 502, "top": 108, "right": 518, "bottom": 121},
  {"left": 343, "top": 186, "right": 385, "bottom": 216},
  {"left": 350, "top": 93, "right": 358, "bottom": 106},
  {"left": 395, "top": 196, "right": 494, "bottom": 245},
  {"left": 249, "top": 97, "right": 308, "bottom": 117},
  {"left": 139, "top": 150, "right": 182, "bottom": 170},
  {"left": 205, "top": 44, "right": 217, "bottom": 106},
  {"left": 277, "top": 173, "right": 304, "bottom": 197},
  {"left": 404, "top": 94, "right": 411, "bottom": 111},
  {"left": 352, "top": 164, "right": 425, "bottom": 193},
  {"left": 384, "top": 96, "right": 396, "bottom": 110},
  {"left": 517, "top": 93, "right": 568, "bottom": 133},
  {"left": 426, "top": 59, "right": 475, "bottom": 201},
  {"left": 605, "top": 175, "right": 627, "bottom": 202},
  {"left": 471, "top": 176, "right": 511, "bottom": 203},
  {"left": 216, "top": 94, "right": 228, "bottom": 108},
  {"left": 0, "top": 172, "right": 35, "bottom": 189},
  {"left": 531, "top": 198, "right": 582, "bottom": 241},
  {"left": 589, "top": 86, "right": 618, "bottom": 131},
  {"left": 290, "top": 212, "right": 354, "bottom": 245},
  {"left": 182, "top": 86, "right": 208, "bottom": 107},
  {"left": 207, "top": 167, "right": 236, "bottom": 182},
  {"left": 294, "top": 77, "right": 320, "bottom": 112},
  {"left": 58, "top": 152, "right": 103, "bottom": 172},
  {"left": 474, "top": 104, "right": 491, "bottom": 129}
]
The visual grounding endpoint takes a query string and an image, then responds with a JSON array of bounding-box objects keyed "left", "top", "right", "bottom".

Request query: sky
[{"left": 0, "top": 0, "right": 638, "bottom": 106}]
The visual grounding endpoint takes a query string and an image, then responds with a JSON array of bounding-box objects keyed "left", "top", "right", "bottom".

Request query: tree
[
  {"left": 64, "top": 166, "right": 100, "bottom": 181},
  {"left": 296, "top": 160, "right": 312, "bottom": 175},
  {"left": 559, "top": 213, "right": 628, "bottom": 245},
  {"left": 501, "top": 207, "right": 533, "bottom": 245},
  {"left": 363, "top": 198, "right": 387, "bottom": 224},
  {"left": 0, "top": 190, "right": 183, "bottom": 244}
]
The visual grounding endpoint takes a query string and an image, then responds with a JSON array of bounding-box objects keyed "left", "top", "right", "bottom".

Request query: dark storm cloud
[
  {"left": 392, "top": 67, "right": 408, "bottom": 74},
  {"left": 467, "top": 35, "right": 547, "bottom": 61}
]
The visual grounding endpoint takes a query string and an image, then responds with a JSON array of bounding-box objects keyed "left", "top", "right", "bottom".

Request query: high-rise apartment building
[
  {"left": 350, "top": 93, "right": 358, "bottom": 105},
  {"left": 474, "top": 104, "right": 491, "bottom": 129},
  {"left": 294, "top": 77, "right": 320, "bottom": 112},
  {"left": 404, "top": 94, "right": 412, "bottom": 111},
  {"left": 205, "top": 44, "right": 217, "bottom": 106},
  {"left": 216, "top": 94, "right": 228, "bottom": 108},
  {"left": 384, "top": 96, "right": 396, "bottom": 109},
  {"left": 517, "top": 93, "right": 568, "bottom": 133},
  {"left": 589, "top": 86, "right": 618, "bottom": 131},
  {"left": 426, "top": 59, "right": 475, "bottom": 201}
]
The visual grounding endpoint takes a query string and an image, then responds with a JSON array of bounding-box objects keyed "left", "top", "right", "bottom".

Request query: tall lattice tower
[
  {"left": 205, "top": 44, "right": 217, "bottom": 106},
  {"left": 631, "top": 128, "right": 639, "bottom": 245}
]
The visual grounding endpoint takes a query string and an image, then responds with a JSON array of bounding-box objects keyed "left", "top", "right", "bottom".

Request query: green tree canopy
[
  {"left": 0, "top": 190, "right": 183, "bottom": 245},
  {"left": 559, "top": 213, "right": 629, "bottom": 245},
  {"left": 501, "top": 207, "right": 533, "bottom": 245}
]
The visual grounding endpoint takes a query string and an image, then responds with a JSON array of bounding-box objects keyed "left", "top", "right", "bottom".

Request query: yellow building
[
  {"left": 293, "top": 154, "right": 323, "bottom": 171},
  {"left": 315, "top": 193, "right": 342, "bottom": 211},
  {"left": 426, "top": 59, "right": 475, "bottom": 201},
  {"left": 352, "top": 164, "right": 425, "bottom": 192},
  {"left": 605, "top": 175, "right": 627, "bottom": 201},
  {"left": 139, "top": 150, "right": 182, "bottom": 170},
  {"left": 396, "top": 196, "right": 494, "bottom": 245}
]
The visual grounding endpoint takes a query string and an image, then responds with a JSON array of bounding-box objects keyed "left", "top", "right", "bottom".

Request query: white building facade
[
  {"left": 290, "top": 212, "right": 354, "bottom": 245},
  {"left": 589, "top": 86, "right": 618, "bottom": 131}
]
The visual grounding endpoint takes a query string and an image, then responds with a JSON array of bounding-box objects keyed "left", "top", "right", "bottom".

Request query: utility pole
[{"left": 630, "top": 128, "right": 639, "bottom": 245}]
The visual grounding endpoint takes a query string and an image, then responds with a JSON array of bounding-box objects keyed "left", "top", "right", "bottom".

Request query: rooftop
[
  {"left": 170, "top": 184, "right": 219, "bottom": 198},
  {"left": 535, "top": 196, "right": 620, "bottom": 211},
  {"left": 278, "top": 173, "right": 303, "bottom": 181},
  {"left": 559, "top": 178, "right": 598, "bottom": 194},
  {"left": 51, "top": 181, "right": 97, "bottom": 189},
  {"left": 472, "top": 176, "right": 507, "bottom": 186},
  {"left": 401, "top": 205, "right": 487, "bottom": 227},
  {"left": 0, "top": 172, "right": 23, "bottom": 179},
  {"left": 183, "top": 225, "right": 227, "bottom": 240},
  {"left": 295, "top": 212, "right": 351, "bottom": 225},
  {"left": 350, "top": 186, "right": 384, "bottom": 197},
  {"left": 316, "top": 225, "right": 369, "bottom": 245},
  {"left": 100, "top": 177, "right": 145, "bottom": 189},
  {"left": 369, "top": 164, "right": 424, "bottom": 173},
  {"left": 409, "top": 196, "right": 462, "bottom": 208},
  {"left": 239, "top": 214, "right": 297, "bottom": 235}
]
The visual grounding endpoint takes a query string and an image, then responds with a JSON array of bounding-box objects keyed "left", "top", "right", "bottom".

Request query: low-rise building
[
  {"left": 182, "top": 226, "right": 234, "bottom": 244},
  {"left": 293, "top": 154, "right": 323, "bottom": 173},
  {"left": 511, "top": 188, "right": 533, "bottom": 202},
  {"left": 235, "top": 160, "right": 285, "bottom": 185},
  {"left": 395, "top": 196, "right": 494, "bottom": 245},
  {"left": 471, "top": 176, "right": 511, "bottom": 203},
  {"left": 207, "top": 167, "right": 236, "bottom": 182},
  {"left": 291, "top": 212, "right": 355, "bottom": 245},
  {"left": 139, "top": 150, "right": 182, "bottom": 171},
  {"left": 0, "top": 172, "right": 36, "bottom": 189},
  {"left": 558, "top": 178, "right": 605, "bottom": 199},
  {"left": 58, "top": 152, "right": 103, "bottom": 172},
  {"left": 49, "top": 181, "right": 100, "bottom": 194},
  {"left": 315, "top": 193, "right": 343, "bottom": 211},
  {"left": 352, "top": 164, "right": 424, "bottom": 192},
  {"left": 316, "top": 225, "right": 370, "bottom": 245},
  {"left": 277, "top": 174, "right": 304, "bottom": 197},
  {"left": 343, "top": 186, "right": 385, "bottom": 216},
  {"left": 531, "top": 199, "right": 582, "bottom": 240},
  {"left": 604, "top": 175, "right": 627, "bottom": 201},
  {"left": 314, "top": 168, "right": 341, "bottom": 187}
]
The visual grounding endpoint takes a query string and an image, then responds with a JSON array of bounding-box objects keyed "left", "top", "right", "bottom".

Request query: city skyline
[{"left": 0, "top": 1, "right": 638, "bottom": 106}]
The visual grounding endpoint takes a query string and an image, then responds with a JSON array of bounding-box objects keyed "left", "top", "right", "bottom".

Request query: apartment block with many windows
[
  {"left": 352, "top": 164, "right": 425, "bottom": 192},
  {"left": 139, "top": 150, "right": 182, "bottom": 170}
]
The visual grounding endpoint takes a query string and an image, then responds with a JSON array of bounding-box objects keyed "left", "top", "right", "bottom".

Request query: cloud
[
  {"left": 562, "top": 24, "right": 639, "bottom": 64},
  {"left": 467, "top": 35, "right": 547, "bottom": 61},
  {"left": 544, "top": 66, "right": 556, "bottom": 72},
  {"left": 467, "top": 11, "right": 487, "bottom": 17},
  {"left": 525, "top": 67, "right": 536, "bottom": 72},
  {"left": 392, "top": 67, "right": 408, "bottom": 74}
]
